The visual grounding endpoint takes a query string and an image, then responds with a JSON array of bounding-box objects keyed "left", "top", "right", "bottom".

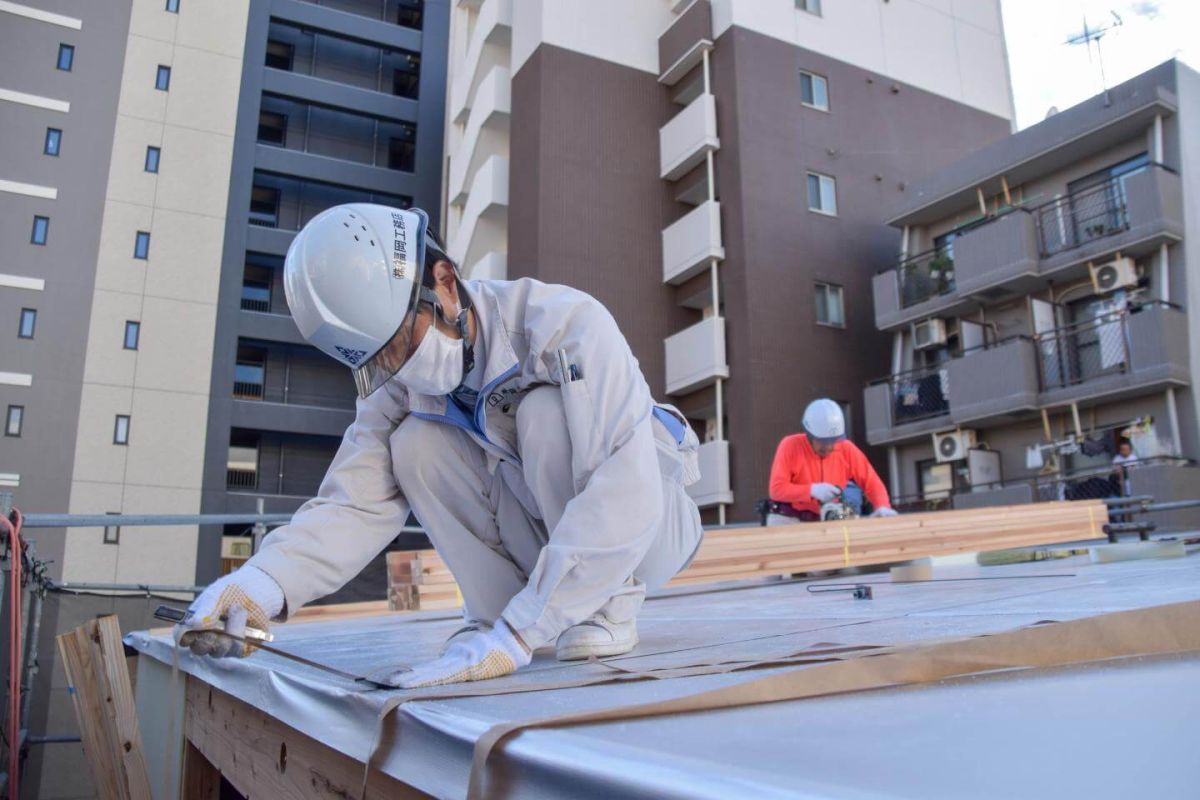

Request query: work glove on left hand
[
  {"left": 177, "top": 565, "right": 285, "bottom": 658},
  {"left": 870, "top": 507, "right": 899, "bottom": 517},
  {"left": 395, "top": 618, "right": 531, "bottom": 689}
]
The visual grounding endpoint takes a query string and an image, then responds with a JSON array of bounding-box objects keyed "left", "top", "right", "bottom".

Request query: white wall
[
  {"left": 711, "top": 0, "right": 1014, "bottom": 121},
  {"left": 64, "top": 0, "right": 248, "bottom": 586},
  {"left": 512, "top": 0, "right": 675, "bottom": 76}
]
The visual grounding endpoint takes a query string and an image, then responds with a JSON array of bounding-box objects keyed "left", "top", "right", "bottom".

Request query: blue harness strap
[{"left": 652, "top": 406, "right": 687, "bottom": 446}]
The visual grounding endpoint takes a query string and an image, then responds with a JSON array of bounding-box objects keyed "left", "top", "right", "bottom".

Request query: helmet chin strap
[{"left": 417, "top": 282, "right": 475, "bottom": 391}]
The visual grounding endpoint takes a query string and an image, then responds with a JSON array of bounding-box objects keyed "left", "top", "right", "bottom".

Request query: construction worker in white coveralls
[{"left": 178, "top": 205, "right": 705, "bottom": 688}]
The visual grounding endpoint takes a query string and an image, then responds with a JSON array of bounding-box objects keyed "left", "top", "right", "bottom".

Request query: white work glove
[
  {"left": 871, "top": 507, "right": 899, "bottom": 518},
  {"left": 177, "top": 565, "right": 285, "bottom": 658},
  {"left": 810, "top": 483, "right": 841, "bottom": 504},
  {"left": 395, "top": 618, "right": 531, "bottom": 689}
]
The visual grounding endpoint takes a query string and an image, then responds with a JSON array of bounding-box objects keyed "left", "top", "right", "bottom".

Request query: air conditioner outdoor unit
[
  {"left": 1089, "top": 256, "right": 1138, "bottom": 294},
  {"left": 933, "top": 429, "right": 977, "bottom": 463},
  {"left": 912, "top": 318, "right": 948, "bottom": 350}
]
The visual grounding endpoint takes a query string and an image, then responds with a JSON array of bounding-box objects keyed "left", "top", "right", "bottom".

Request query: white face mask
[{"left": 394, "top": 325, "right": 464, "bottom": 396}]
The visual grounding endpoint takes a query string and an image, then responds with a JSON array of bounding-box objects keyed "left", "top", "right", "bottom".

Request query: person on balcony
[
  {"left": 765, "top": 399, "right": 895, "bottom": 523},
  {"left": 175, "top": 204, "right": 704, "bottom": 688},
  {"left": 1111, "top": 438, "right": 1140, "bottom": 495}
]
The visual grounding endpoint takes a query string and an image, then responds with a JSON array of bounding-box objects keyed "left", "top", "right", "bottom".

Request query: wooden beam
[
  {"left": 57, "top": 616, "right": 153, "bottom": 800},
  {"left": 381, "top": 501, "right": 1109, "bottom": 611},
  {"left": 1000, "top": 175, "right": 1012, "bottom": 206},
  {"left": 976, "top": 186, "right": 987, "bottom": 216},
  {"left": 184, "top": 678, "right": 426, "bottom": 799}
]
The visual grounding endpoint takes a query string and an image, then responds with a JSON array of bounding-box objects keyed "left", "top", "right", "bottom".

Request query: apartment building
[
  {"left": 443, "top": 0, "right": 1015, "bottom": 522},
  {"left": 865, "top": 61, "right": 1200, "bottom": 530},
  {"left": 195, "top": 0, "right": 447, "bottom": 584},
  {"left": 3, "top": 1, "right": 447, "bottom": 795}
]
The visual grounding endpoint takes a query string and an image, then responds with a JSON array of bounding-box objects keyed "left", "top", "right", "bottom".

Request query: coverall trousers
[{"left": 391, "top": 385, "right": 703, "bottom": 637}]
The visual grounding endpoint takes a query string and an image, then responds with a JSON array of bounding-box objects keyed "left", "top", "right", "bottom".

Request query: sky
[{"left": 1001, "top": 0, "right": 1200, "bottom": 129}]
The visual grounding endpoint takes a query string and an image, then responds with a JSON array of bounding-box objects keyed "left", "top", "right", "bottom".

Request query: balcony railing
[
  {"left": 881, "top": 364, "right": 950, "bottom": 424},
  {"left": 1035, "top": 310, "right": 1129, "bottom": 392},
  {"left": 233, "top": 381, "right": 265, "bottom": 400},
  {"left": 240, "top": 297, "right": 272, "bottom": 313},
  {"left": 897, "top": 456, "right": 1193, "bottom": 513},
  {"left": 897, "top": 246, "right": 955, "bottom": 308},
  {"left": 1034, "top": 170, "right": 1136, "bottom": 257},
  {"left": 226, "top": 468, "right": 259, "bottom": 489},
  {"left": 231, "top": 382, "right": 356, "bottom": 410}
]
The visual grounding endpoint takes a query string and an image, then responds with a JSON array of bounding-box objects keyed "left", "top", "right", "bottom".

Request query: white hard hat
[
  {"left": 285, "top": 204, "right": 460, "bottom": 398},
  {"left": 802, "top": 398, "right": 845, "bottom": 443}
]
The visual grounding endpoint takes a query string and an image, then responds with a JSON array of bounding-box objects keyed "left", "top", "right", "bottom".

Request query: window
[
  {"left": 388, "top": 126, "right": 416, "bottom": 172},
  {"left": 227, "top": 431, "right": 260, "bottom": 488},
  {"left": 265, "top": 40, "right": 294, "bottom": 71},
  {"left": 814, "top": 282, "right": 844, "bottom": 327},
  {"left": 807, "top": 172, "right": 837, "bottom": 216},
  {"left": 241, "top": 264, "right": 273, "bottom": 312},
  {"left": 57, "top": 43, "right": 75, "bottom": 71},
  {"left": 249, "top": 185, "right": 280, "bottom": 228},
  {"left": 5, "top": 406, "right": 22, "bottom": 437},
  {"left": 18, "top": 309, "right": 37, "bottom": 339},
  {"left": 114, "top": 415, "right": 130, "bottom": 445},
  {"left": 31, "top": 216, "right": 49, "bottom": 245},
  {"left": 797, "top": 0, "right": 822, "bottom": 15},
  {"left": 44, "top": 128, "right": 62, "bottom": 156},
  {"left": 396, "top": 0, "right": 423, "bottom": 29},
  {"left": 144, "top": 145, "right": 161, "bottom": 173},
  {"left": 234, "top": 345, "right": 267, "bottom": 399},
  {"left": 124, "top": 321, "right": 140, "bottom": 350},
  {"left": 257, "top": 111, "right": 287, "bottom": 146},
  {"left": 392, "top": 52, "right": 421, "bottom": 99},
  {"left": 134, "top": 231, "right": 151, "bottom": 259},
  {"left": 155, "top": 65, "right": 171, "bottom": 90},
  {"left": 165, "top": 0, "right": 180, "bottom": 11},
  {"left": 103, "top": 512, "right": 120, "bottom": 545},
  {"left": 799, "top": 70, "right": 829, "bottom": 111}
]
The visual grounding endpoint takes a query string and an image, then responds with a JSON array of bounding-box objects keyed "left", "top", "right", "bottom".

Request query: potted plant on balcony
[{"left": 928, "top": 252, "right": 955, "bottom": 293}]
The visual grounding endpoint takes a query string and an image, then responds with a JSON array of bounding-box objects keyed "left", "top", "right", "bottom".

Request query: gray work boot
[
  {"left": 555, "top": 614, "right": 638, "bottom": 661},
  {"left": 439, "top": 621, "right": 491, "bottom": 655}
]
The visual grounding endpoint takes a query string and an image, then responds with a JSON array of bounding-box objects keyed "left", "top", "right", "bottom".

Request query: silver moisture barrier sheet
[{"left": 127, "top": 550, "right": 1200, "bottom": 799}]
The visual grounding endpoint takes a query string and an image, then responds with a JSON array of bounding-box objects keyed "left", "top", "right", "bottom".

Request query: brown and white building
[
  {"left": 443, "top": 0, "right": 1016, "bottom": 522},
  {"left": 864, "top": 60, "right": 1200, "bottom": 529}
]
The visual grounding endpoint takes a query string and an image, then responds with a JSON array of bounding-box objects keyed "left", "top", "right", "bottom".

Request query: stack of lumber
[
  {"left": 387, "top": 550, "right": 461, "bottom": 611},
  {"left": 385, "top": 500, "right": 1107, "bottom": 611}
]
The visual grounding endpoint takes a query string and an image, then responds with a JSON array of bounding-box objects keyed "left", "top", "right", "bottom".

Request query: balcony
[
  {"left": 1036, "top": 302, "right": 1189, "bottom": 407},
  {"left": 665, "top": 316, "right": 728, "bottom": 395},
  {"left": 450, "top": 0, "right": 512, "bottom": 125},
  {"left": 659, "top": 93, "right": 719, "bottom": 181},
  {"left": 872, "top": 246, "right": 976, "bottom": 331},
  {"left": 1036, "top": 164, "right": 1183, "bottom": 274},
  {"left": 687, "top": 440, "right": 733, "bottom": 508},
  {"left": 448, "top": 65, "right": 511, "bottom": 206},
  {"left": 864, "top": 365, "right": 951, "bottom": 446},
  {"left": 872, "top": 165, "right": 1184, "bottom": 332},
  {"left": 662, "top": 200, "right": 723, "bottom": 285},
  {"left": 947, "top": 337, "right": 1040, "bottom": 426},
  {"left": 865, "top": 303, "right": 1189, "bottom": 445},
  {"left": 449, "top": 154, "right": 509, "bottom": 268},
  {"left": 952, "top": 210, "right": 1040, "bottom": 297},
  {"left": 658, "top": 0, "right": 713, "bottom": 86}
]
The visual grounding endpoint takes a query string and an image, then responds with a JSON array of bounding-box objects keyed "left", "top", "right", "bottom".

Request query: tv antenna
[{"left": 1066, "top": 11, "right": 1124, "bottom": 105}]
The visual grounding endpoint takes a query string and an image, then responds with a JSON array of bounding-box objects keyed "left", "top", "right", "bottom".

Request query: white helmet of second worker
[
  {"left": 802, "top": 398, "right": 846, "bottom": 445},
  {"left": 284, "top": 204, "right": 466, "bottom": 398}
]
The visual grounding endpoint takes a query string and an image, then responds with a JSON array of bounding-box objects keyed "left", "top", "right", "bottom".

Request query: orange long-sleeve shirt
[{"left": 768, "top": 434, "right": 891, "bottom": 516}]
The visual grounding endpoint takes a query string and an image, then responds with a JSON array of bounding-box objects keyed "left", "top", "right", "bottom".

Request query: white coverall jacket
[{"left": 248, "top": 278, "right": 704, "bottom": 650}]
